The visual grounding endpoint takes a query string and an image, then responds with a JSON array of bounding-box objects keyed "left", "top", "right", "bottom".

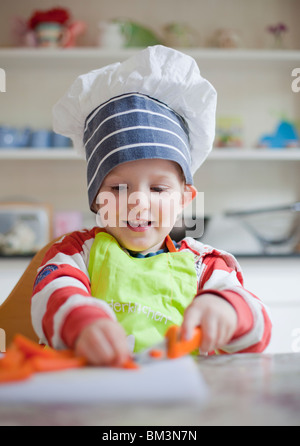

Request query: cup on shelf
[
  {"left": 29, "top": 129, "right": 52, "bottom": 149},
  {"left": 51, "top": 132, "right": 72, "bottom": 148},
  {"left": 97, "top": 21, "right": 126, "bottom": 49}
]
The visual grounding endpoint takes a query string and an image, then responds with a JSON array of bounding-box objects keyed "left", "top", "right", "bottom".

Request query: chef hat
[{"left": 53, "top": 45, "right": 217, "bottom": 210}]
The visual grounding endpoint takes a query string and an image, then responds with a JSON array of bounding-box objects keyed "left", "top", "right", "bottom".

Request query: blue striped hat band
[{"left": 84, "top": 93, "right": 193, "bottom": 210}]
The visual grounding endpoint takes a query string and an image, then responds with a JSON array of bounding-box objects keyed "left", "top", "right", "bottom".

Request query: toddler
[{"left": 31, "top": 46, "right": 272, "bottom": 366}]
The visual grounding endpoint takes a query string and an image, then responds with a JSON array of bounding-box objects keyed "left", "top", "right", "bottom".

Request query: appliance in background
[
  {"left": 0, "top": 202, "right": 52, "bottom": 256},
  {"left": 171, "top": 203, "right": 300, "bottom": 256}
]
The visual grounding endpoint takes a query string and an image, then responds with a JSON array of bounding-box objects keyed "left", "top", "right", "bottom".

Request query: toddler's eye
[
  {"left": 151, "top": 187, "right": 168, "bottom": 193},
  {"left": 111, "top": 185, "right": 127, "bottom": 192}
]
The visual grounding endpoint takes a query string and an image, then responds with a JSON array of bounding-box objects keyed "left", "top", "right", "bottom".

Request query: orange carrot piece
[
  {"left": 0, "top": 345, "right": 25, "bottom": 370},
  {"left": 12, "top": 335, "right": 61, "bottom": 359},
  {"left": 165, "top": 325, "right": 202, "bottom": 359},
  {"left": 122, "top": 359, "right": 140, "bottom": 370},
  {"left": 30, "top": 356, "right": 87, "bottom": 373},
  {"left": 0, "top": 363, "right": 33, "bottom": 384},
  {"left": 55, "top": 349, "right": 77, "bottom": 359},
  {"left": 149, "top": 349, "right": 164, "bottom": 359},
  {"left": 0, "top": 334, "right": 89, "bottom": 384}
]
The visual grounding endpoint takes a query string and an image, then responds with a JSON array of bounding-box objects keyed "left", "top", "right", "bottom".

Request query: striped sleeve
[
  {"left": 180, "top": 238, "right": 272, "bottom": 353},
  {"left": 31, "top": 228, "right": 116, "bottom": 350}
]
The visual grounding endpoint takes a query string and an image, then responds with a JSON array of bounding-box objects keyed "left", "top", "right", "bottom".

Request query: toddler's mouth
[{"left": 126, "top": 220, "right": 153, "bottom": 228}]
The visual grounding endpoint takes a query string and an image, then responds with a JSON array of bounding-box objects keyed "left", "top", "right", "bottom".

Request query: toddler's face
[{"left": 94, "top": 159, "right": 196, "bottom": 255}]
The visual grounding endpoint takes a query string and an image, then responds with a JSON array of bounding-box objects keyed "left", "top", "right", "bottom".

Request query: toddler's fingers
[
  {"left": 75, "top": 328, "right": 115, "bottom": 366},
  {"left": 103, "top": 323, "right": 130, "bottom": 366},
  {"left": 181, "top": 302, "right": 202, "bottom": 341},
  {"left": 200, "top": 315, "right": 218, "bottom": 353},
  {"left": 215, "top": 322, "right": 236, "bottom": 351}
]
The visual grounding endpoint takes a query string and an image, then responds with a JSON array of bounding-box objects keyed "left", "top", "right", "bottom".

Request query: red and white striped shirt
[{"left": 31, "top": 228, "right": 272, "bottom": 353}]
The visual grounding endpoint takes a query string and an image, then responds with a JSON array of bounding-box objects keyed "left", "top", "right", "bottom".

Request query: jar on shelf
[{"left": 35, "top": 22, "right": 64, "bottom": 47}]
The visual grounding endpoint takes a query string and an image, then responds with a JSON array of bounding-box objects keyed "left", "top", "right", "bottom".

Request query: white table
[{"left": 0, "top": 353, "right": 299, "bottom": 426}]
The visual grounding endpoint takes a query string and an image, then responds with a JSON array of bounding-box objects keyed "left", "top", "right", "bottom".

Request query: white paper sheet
[{"left": 0, "top": 357, "right": 209, "bottom": 405}]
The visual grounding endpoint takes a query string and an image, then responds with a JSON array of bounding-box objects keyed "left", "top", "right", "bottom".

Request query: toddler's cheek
[{"left": 157, "top": 197, "right": 182, "bottom": 228}]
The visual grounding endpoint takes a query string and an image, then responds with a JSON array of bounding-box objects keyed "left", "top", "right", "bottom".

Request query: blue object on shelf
[
  {"left": 258, "top": 120, "right": 300, "bottom": 149},
  {"left": 0, "top": 126, "right": 31, "bottom": 148}
]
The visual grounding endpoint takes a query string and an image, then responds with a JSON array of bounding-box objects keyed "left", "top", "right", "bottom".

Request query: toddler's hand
[
  {"left": 181, "top": 294, "right": 238, "bottom": 353},
  {"left": 75, "top": 319, "right": 130, "bottom": 367}
]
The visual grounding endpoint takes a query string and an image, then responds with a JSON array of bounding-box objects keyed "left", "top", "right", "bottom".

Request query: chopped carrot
[
  {"left": 166, "top": 325, "right": 202, "bottom": 359},
  {"left": 0, "top": 344, "right": 25, "bottom": 369},
  {"left": 0, "top": 333, "right": 141, "bottom": 385},
  {"left": 56, "top": 349, "right": 78, "bottom": 359},
  {"left": 12, "top": 334, "right": 60, "bottom": 359},
  {"left": 31, "top": 356, "right": 87, "bottom": 373},
  {"left": 0, "top": 335, "right": 88, "bottom": 385},
  {"left": 0, "top": 363, "right": 33, "bottom": 384},
  {"left": 149, "top": 349, "right": 164, "bottom": 359},
  {"left": 122, "top": 359, "right": 140, "bottom": 370}
]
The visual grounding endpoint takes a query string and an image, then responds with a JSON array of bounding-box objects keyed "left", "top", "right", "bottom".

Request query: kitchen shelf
[
  {"left": 1, "top": 41, "right": 299, "bottom": 217},
  {"left": 1, "top": 47, "right": 299, "bottom": 59},
  {"left": 1, "top": 148, "right": 300, "bottom": 161},
  {"left": 1, "top": 47, "right": 300, "bottom": 70},
  {"left": 0, "top": 149, "right": 83, "bottom": 160},
  {"left": 208, "top": 148, "right": 300, "bottom": 160}
]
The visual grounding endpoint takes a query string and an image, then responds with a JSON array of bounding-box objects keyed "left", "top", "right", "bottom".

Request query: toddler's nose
[
  {"left": 128, "top": 190, "right": 150, "bottom": 209},
  {"left": 127, "top": 190, "right": 152, "bottom": 220}
]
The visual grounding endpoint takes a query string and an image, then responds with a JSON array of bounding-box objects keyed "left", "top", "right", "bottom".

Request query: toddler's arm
[
  {"left": 181, "top": 241, "right": 272, "bottom": 354},
  {"left": 75, "top": 319, "right": 129, "bottom": 366},
  {"left": 182, "top": 293, "right": 238, "bottom": 353},
  {"left": 31, "top": 229, "right": 117, "bottom": 351}
]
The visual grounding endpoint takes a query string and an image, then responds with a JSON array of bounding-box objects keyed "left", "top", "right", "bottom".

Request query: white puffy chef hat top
[{"left": 53, "top": 45, "right": 217, "bottom": 210}]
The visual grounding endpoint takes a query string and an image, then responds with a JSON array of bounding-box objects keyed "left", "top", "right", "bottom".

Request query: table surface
[{"left": 0, "top": 353, "right": 299, "bottom": 426}]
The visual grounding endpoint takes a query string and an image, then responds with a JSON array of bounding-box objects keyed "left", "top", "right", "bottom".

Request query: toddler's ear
[{"left": 182, "top": 185, "right": 198, "bottom": 209}]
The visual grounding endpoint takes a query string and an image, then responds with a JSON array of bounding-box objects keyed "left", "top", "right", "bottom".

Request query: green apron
[{"left": 88, "top": 232, "right": 198, "bottom": 353}]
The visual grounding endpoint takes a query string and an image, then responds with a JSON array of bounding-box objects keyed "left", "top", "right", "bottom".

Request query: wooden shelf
[{"left": 1, "top": 148, "right": 300, "bottom": 161}]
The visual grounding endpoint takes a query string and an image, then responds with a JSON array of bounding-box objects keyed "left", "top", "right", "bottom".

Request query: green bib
[{"left": 88, "top": 232, "right": 198, "bottom": 352}]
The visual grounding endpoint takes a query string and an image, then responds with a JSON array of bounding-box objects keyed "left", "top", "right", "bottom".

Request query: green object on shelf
[{"left": 115, "top": 20, "right": 162, "bottom": 47}]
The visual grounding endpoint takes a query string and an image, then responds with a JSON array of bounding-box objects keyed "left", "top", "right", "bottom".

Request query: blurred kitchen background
[{"left": 0, "top": 0, "right": 299, "bottom": 353}]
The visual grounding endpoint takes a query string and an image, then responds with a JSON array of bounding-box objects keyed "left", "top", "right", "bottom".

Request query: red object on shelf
[{"left": 29, "top": 8, "right": 70, "bottom": 30}]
